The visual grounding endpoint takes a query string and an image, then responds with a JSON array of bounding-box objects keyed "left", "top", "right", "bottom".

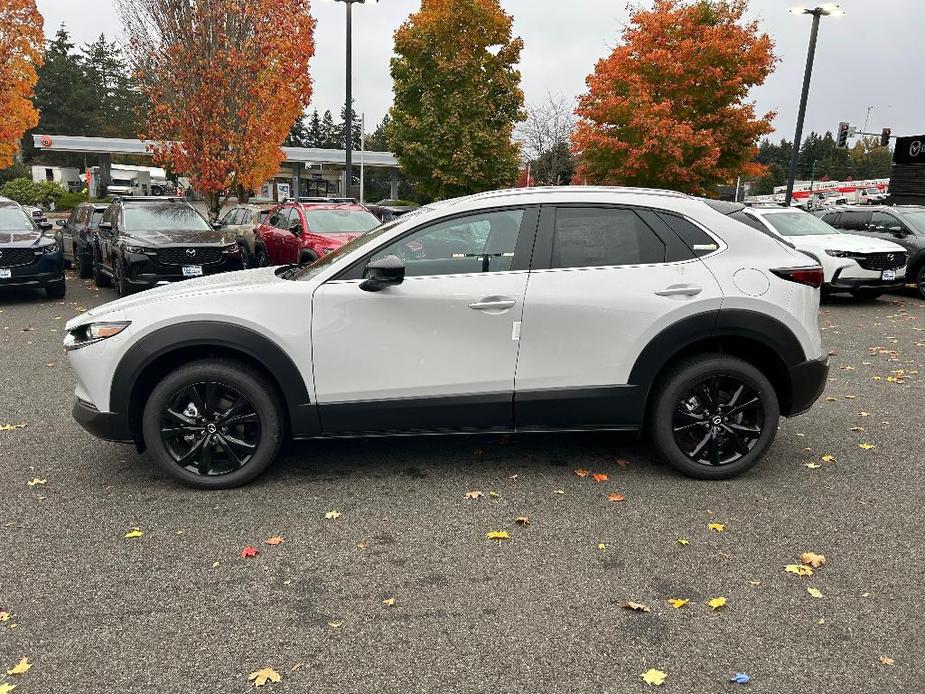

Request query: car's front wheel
[
  {"left": 255, "top": 246, "right": 269, "bottom": 268},
  {"left": 141, "top": 359, "right": 284, "bottom": 489},
  {"left": 648, "top": 355, "right": 780, "bottom": 479},
  {"left": 916, "top": 266, "right": 925, "bottom": 300}
]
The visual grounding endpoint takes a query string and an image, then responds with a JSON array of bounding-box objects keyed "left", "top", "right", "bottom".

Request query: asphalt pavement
[{"left": 1, "top": 273, "right": 923, "bottom": 693}]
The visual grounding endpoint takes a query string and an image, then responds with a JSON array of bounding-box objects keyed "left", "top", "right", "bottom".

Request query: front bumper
[
  {"left": 825, "top": 267, "right": 905, "bottom": 293},
  {"left": 72, "top": 398, "right": 133, "bottom": 443},
  {"left": 123, "top": 251, "right": 244, "bottom": 289},
  {"left": 784, "top": 355, "right": 829, "bottom": 417}
]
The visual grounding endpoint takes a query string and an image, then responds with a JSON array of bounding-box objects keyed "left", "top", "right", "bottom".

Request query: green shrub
[
  {"left": 0, "top": 178, "right": 67, "bottom": 207},
  {"left": 56, "top": 191, "right": 89, "bottom": 211}
]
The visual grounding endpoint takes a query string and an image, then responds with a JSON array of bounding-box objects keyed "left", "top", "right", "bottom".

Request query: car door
[
  {"left": 513, "top": 205, "right": 724, "bottom": 429},
  {"left": 868, "top": 211, "right": 917, "bottom": 255},
  {"left": 311, "top": 206, "right": 537, "bottom": 434},
  {"left": 97, "top": 204, "right": 119, "bottom": 270}
]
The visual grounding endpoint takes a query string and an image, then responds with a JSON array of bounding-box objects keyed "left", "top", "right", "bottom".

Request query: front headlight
[
  {"left": 64, "top": 321, "right": 131, "bottom": 351},
  {"left": 123, "top": 244, "right": 147, "bottom": 254},
  {"left": 825, "top": 249, "right": 861, "bottom": 259},
  {"left": 222, "top": 243, "right": 238, "bottom": 253},
  {"left": 42, "top": 243, "right": 58, "bottom": 254}
]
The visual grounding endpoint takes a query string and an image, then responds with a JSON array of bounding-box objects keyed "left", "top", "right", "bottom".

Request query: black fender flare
[
  {"left": 110, "top": 321, "right": 318, "bottom": 438},
  {"left": 628, "top": 308, "right": 806, "bottom": 401}
]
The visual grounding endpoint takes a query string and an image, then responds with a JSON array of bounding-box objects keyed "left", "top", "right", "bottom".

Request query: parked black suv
[
  {"left": 93, "top": 197, "right": 244, "bottom": 296},
  {"left": 58, "top": 202, "right": 107, "bottom": 278},
  {"left": 0, "top": 196, "right": 65, "bottom": 299},
  {"left": 820, "top": 206, "right": 925, "bottom": 298}
]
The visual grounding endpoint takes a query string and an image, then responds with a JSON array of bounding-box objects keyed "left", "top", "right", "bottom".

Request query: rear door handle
[
  {"left": 469, "top": 298, "right": 516, "bottom": 310},
  {"left": 655, "top": 285, "right": 703, "bottom": 297}
]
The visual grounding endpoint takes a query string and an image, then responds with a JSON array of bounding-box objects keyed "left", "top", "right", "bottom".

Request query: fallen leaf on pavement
[
  {"left": 667, "top": 598, "right": 689, "bottom": 609},
  {"left": 324, "top": 510, "right": 341, "bottom": 520},
  {"left": 124, "top": 528, "right": 143, "bottom": 539},
  {"left": 489, "top": 491, "right": 501, "bottom": 498},
  {"left": 0, "top": 424, "right": 26, "bottom": 432},
  {"left": 821, "top": 454, "right": 837, "bottom": 462},
  {"left": 622, "top": 601, "right": 651, "bottom": 612},
  {"left": 574, "top": 468, "right": 590, "bottom": 477},
  {"left": 607, "top": 492, "right": 625, "bottom": 502},
  {"left": 0, "top": 612, "right": 10, "bottom": 622},
  {"left": 486, "top": 531, "right": 510, "bottom": 542},
  {"left": 464, "top": 491, "right": 483, "bottom": 499},
  {"left": 26, "top": 479, "right": 46, "bottom": 487},
  {"left": 327, "top": 621, "right": 343, "bottom": 628},
  {"left": 677, "top": 538, "right": 689, "bottom": 546},
  {"left": 880, "top": 656, "right": 895, "bottom": 666},
  {"left": 849, "top": 426, "right": 864, "bottom": 432},
  {"left": 514, "top": 516, "right": 530, "bottom": 526},
  {"left": 240, "top": 546, "right": 259, "bottom": 558},
  {"left": 553, "top": 489, "right": 565, "bottom": 494},
  {"left": 801, "top": 552, "right": 826, "bottom": 568},
  {"left": 591, "top": 473, "right": 608, "bottom": 483},
  {"left": 785, "top": 564, "right": 813, "bottom": 577},
  {"left": 805, "top": 462, "right": 822, "bottom": 469},
  {"left": 641, "top": 669, "right": 667, "bottom": 686},
  {"left": 859, "top": 443, "right": 876, "bottom": 450},
  {"left": 6, "top": 658, "right": 30, "bottom": 676},
  {"left": 615, "top": 458, "right": 631, "bottom": 467},
  {"left": 0, "top": 683, "right": 16, "bottom": 694},
  {"left": 858, "top": 411, "right": 870, "bottom": 417},
  {"left": 598, "top": 543, "right": 606, "bottom": 550},
  {"left": 264, "top": 536, "right": 285, "bottom": 546},
  {"left": 382, "top": 597, "right": 396, "bottom": 606},
  {"left": 708, "top": 596, "right": 727, "bottom": 610},
  {"left": 807, "top": 587, "right": 823, "bottom": 599},
  {"left": 708, "top": 523, "right": 726, "bottom": 532},
  {"left": 248, "top": 667, "right": 281, "bottom": 687}
]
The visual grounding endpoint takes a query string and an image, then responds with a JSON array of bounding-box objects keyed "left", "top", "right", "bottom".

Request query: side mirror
[
  {"left": 55, "top": 219, "right": 65, "bottom": 227},
  {"left": 212, "top": 221, "right": 224, "bottom": 229},
  {"left": 289, "top": 219, "right": 302, "bottom": 235},
  {"left": 360, "top": 255, "right": 405, "bottom": 292}
]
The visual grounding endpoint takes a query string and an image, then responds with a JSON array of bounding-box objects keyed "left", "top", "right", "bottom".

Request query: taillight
[{"left": 771, "top": 266, "right": 824, "bottom": 288}]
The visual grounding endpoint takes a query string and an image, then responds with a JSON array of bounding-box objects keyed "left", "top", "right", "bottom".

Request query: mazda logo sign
[
  {"left": 186, "top": 248, "right": 196, "bottom": 257},
  {"left": 911, "top": 140, "right": 922, "bottom": 158},
  {"left": 888, "top": 254, "right": 894, "bottom": 261}
]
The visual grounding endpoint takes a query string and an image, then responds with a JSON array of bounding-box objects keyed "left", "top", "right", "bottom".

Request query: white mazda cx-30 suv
[{"left": 64, "top": 187, "right": 828, "bottom": 488}]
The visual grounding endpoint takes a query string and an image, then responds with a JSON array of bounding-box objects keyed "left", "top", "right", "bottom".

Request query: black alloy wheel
[
  {"left": 255, "top": 247, "right": 269, "bottom": 267},
  {"left": 671, "top": 375, "right": 764, "bottom": 467},
  {"left": 159, "top": 381, "right": 261, "bottom": 476}
]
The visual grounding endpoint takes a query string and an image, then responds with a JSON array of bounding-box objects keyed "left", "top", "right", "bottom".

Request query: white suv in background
[
  {"left": 731, "top": 204, "right": 907, "bottom": 300},
  {"left": 64, "top": 187, "right": 828, "bottom": 488}
]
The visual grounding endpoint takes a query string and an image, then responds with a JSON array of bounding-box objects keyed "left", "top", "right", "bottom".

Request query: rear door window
[
  {"left": 550, "top": 207, "right": 665, "bottom": 268},
  {"left": 836, "top": 210, "right": 871, "bottom": 232}
]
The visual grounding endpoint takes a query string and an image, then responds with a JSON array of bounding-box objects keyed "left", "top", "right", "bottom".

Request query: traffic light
[
  {"left": 880, "top": 128, "right": 892, "bottom": 147},
  {"left": 836, "top": 122, "right": 850, "bottom": 148}
]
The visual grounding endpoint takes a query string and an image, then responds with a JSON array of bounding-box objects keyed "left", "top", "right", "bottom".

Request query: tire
[
  {"left": 76, "top": 245, "right": 92, "bottom": 279},
  {"left": 93, "top": 248, "right": 112, "bottom": 288},
  {"left": 255, "top": 246, "right": 269, "bottom": 268},
  {"left": 239, "top": 241, "right": 254, "bottom": 269},
  {"left": 648, "top": 354, "right": 780, "bottom": 480},
  {"left": 45, "top": 281, "right": 66, "bottom": 300},
  {"left": 141, "top": 359, "right": 284, "bottom": 489},
  {"left": 299, "top": 251, "right": 318, "bottom": 265},
  {"left": 114, "top": 257, "right": 132, "bottom": 297},
  {"left": 916, "top": 266, "right": 925, "bottom": 300}
]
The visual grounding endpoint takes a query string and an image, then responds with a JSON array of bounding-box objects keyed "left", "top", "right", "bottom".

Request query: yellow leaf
[
  {"left": 327, "top": 621, "right": 343, "bottom": 628},
  {"left": 821, "top": 454, "right": 837, "bottom": 462},
  {"left": 6, "top": 658, "right": 30, "bottom": 676},
  {"left": 123, "top": 527, "right": 143, "bottom": 539},
  {"left": 849, "top": 426, "right": 864, "bottom": 432},
  {"left": 622, "top": 601, "right": 651, "bottom": 612},
  {"left": 785, "top": 564, "right": 813, "bottom": 577},
  {"left": 324, "top": 510, "right": 341, "bottom": 520},
  {"left": 677, "top": 538, "right": 689, "bottom": 546},
  {"left": 880, "top": 656, "right": 895, "bottom": 666},
  {"left": 486, "top": 530, "right": 510, "bottom": 541},
  {"left": 574, "top": 468, "right": 590, "bottom": 477},
  {"left": 858, "top": 411, "right": 870, "bottom": 417},
  {"left": 807, "top": 587, "right": 823, "bottom": 599},
  {"left": 800, "top": 552, "right": 826, "bottom": 568},
  {"left": 859, "top": 443, "right": 876, "bottom": 450},
  {"left": 805, "top": 463, "right": 822, "bottom": 469},
  {"left": 597, "top": 543, "right": 606, "bottom": 550},
  {"left": 0, "top": 612, "right": 10, "bottom": 622},
  {"left": 465, "top": 490, "right": 483, "bottom": 499},
  {"left": 489, "top": 491, "right": 501, "bottom": 498},
  {"left": 0, "top": 683, "right": 16, "bottom": 694},
  {"left": 382, "top": 597, "right": 396, "bottom": 606},
  {"left": 825, "top": 396, "right": 837, "bottom": 401},
  {"left": 641, "top": 668, "right": 667, "bottom": 686},
  {"left": 667, "top": 598, "right": 689, "bottom": 609},
  {"left": 708, "top": 523, "right": 726, "bottom": 533},
  {"left": 26, "top": 478, "right": 46, "bottom": 487},
  {"left": 264, "top": 536, "right": 285, "bottom": 546},
  {"left": 248, "top": 667, "right": 282, "bottom": 687},
  {"left": 514, "top": 516, "right": 530, "bottom": 526},
  {"left": 553, "top": 489, "right": 565, "bottom": 494},
  {"left": 708, "top": 596, "right": 727, "bottom": 610}
]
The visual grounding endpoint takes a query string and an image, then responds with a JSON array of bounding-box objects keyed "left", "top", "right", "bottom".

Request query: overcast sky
[{"left": 36, "top": 0, "right": 925, "bottom": 144}]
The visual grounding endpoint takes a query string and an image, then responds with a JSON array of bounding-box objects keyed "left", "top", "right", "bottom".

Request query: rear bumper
[
  {"left": 784, "top": 355, "right": 829, "bottom": 417},
  {"left": 72, "top": 399, "right": 133, "bottom": 443}
]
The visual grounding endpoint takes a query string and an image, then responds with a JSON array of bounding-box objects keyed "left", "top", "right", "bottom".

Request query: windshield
[
  {"left": 0, "top": 207, "right": 34, "bottom": 231},
  {"left": 763, "top": 212, "right": 838, "bottom": 237},
  {"left": 123, "top": 203, "right": 211, "bottom": 231},
  {"left": 305, "top": 208, "right": 380, "bottom": 233},
  {"left": 283, "top": 216, "right": 415, "bottom": 282}
]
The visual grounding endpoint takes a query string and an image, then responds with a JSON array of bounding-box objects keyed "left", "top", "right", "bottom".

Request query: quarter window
[
  {"left": 660, "top": 213, "right": 722, "bottom": 254},
  {"left": 370, "top": 209, "right": 525, "bottom": 277},
  {"left": 551, "top": 208, "right": 665, "bottom": 268}
]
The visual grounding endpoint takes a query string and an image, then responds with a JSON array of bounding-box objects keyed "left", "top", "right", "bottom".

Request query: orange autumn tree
[
  {"left": 119, "top": 0, "right": 315, "bottom": 216},
  {"left": 572, "top": 0, "right": 776, "bottom": 194},
  {"left": 0, "top": 0, "right": 44, "bottom": 169}
]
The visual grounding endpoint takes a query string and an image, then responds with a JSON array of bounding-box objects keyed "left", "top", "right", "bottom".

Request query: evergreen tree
[
  {"left": 81, "top": 34, "right": 143, "bottom": 138},
  {"left": 305, "top": 109, "right": 323, "bottom": 147},
  {"left": 335, "top": 100, "right": 362, "bottom": 152},
  {"left": 284, "top": 112, "right": 310, "bottom": 147},
  {"left": 319, "top": 110, "right": 337, "bottom": 148},
  {"left": 33, "top": 27, "right": 96, "bottom": 136}
]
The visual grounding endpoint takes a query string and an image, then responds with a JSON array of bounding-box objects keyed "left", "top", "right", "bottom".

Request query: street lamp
[
  {"left": 784, "top": 4, "right": 844, "bottom": 206},
  {"left": 331, "top": 0, "right": 374, "bottom": 199}
]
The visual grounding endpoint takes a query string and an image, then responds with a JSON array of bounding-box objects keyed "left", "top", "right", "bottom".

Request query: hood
[
  {"left": 792, "top": 233, "right": 906, "bottom": 254},
  {"left": 321, "top": 232, "right": 361, "bottom": 244},
  {"left": 121, "top": 228, "right": 233, "bottom": 245},
  {"left": 67, "top": 267, "right": 285, "bottom": 328},
  {"left": 0, "top": 229, "right": 51, "bottom": 247}
]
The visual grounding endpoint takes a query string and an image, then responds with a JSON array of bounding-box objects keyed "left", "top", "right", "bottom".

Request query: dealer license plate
[
  {"left": 0, "top": 269, "right": 10, "bottom": 279},
  {"left": 182, "top": 265, "right": 203, "bottom": 278},
  {"left": 882, "top": 269, "right": 896, "bottom": 281}
]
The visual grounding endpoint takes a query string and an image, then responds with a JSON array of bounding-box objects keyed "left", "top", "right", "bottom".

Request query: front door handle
[
  {"left": 469, "top": 298, "right": 516, "bottom": 311},
  {"left": 655, "top": 285, "right": 703, "bottom": 297}
]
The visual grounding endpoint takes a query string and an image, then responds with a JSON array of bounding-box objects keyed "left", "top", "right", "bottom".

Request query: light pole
[
  {"left": 784, "top": 4, "right": 844, "bottom": 206},
  {"left": 332, "top": 0, "right": 372, "bottom": 199}
]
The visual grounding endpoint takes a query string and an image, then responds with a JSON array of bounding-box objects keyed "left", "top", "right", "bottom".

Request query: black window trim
[{"left": 329, "top": 204, "right": 541, "bottom": 282}]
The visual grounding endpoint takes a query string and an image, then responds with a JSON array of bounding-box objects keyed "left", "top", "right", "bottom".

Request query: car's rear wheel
[
  {"left": 238, "top": 241, "right": 253, "bottom": 269},
  {"left": 649, "top": 355, "right": 779, "bottom": 479},
  {"left": 142, "top": 360, "right": 284, "bottom": 489},
  {"left": 255, "top": 247, "right": 269, "bottom": 268}
]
